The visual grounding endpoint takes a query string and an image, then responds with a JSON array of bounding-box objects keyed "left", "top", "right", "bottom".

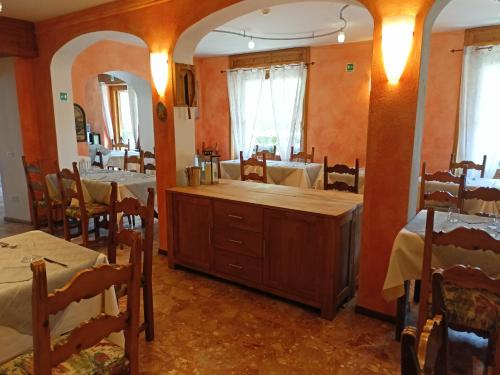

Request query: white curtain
[
  {"left": 227, "top": 69, "right": 266, "bottom": 158},
  {"left": 457, "top": 45, "right": 500, "bottom": 178},
  {"left": 99, "top": 82, "right": 114, "bottom": 146},
  {"left": 269, "top": 64, "right": 307, "bottom": 161},
  {"left": 128, "top": 86, "right": 140, "bottom": 147}
]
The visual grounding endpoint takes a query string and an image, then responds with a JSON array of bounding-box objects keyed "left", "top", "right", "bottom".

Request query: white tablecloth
[
  {"left": 315, "top": 168, "right": 366, "bottom": 193},
  {"left": 0, "top": 231, "right": 123, "bottom": 364},
  {"left": 104, "top": 150, "right": 139, "bottom": 170},
  {"left": 220, "top": 160, "right": 323, "bottom": 189},
  {"left": 425, "top": 177, "right": 500, "bottom": 215},
  {"left": 382, "top": 210, "right": 500, "bottom": 302}
]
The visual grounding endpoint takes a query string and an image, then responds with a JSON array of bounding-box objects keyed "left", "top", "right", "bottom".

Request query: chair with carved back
[
  {"left": 419, "top": 162, "right": 465, "bottom": 211},
  {"left": 401, "top": 315, "right": 447, "bottom": 375},
  {"left": 433, "top": 265, "right": 500, "bottom": 371},
  {"left": 22, "top": 157, "right": 60, "bottom": 234},
  {"left": 418, "top": 208, "right": 500, "bottom": 368},
  {"left": 91, "top": 151, "right": 104, "bottom": 169},
  {"left": 108, "top": 183, "right": 155, "bottom": 341},
  {"left": 124, "top": 150, "right": 144, "bottom": 173},
  {"left": 450, "top": 154, "right": 487, "bottom": 178},
  {"left": 57, "top": 162, "right": 112, "bottom": 248},
  {"left": 290, "top": 146, "right": 315, "bottom": 163},
  {"left": 239, "top": 151, "right": 267, "bottom": 183},
  {"left": 253, "top": 145, "right": 277, "bottom": 161},
  {"left": 112, "top": 138, "right": 130, "bottom": 151},
  {"left": 323, "top": 156, "right": 360, "bottom": 194},
  {"left": 143, "top": 150, "right": 156, "bottom": 175},
  {"left": 0, "top": 230, "right": 141, "bottom": 375},
  {"left": 462, "top": 187, "right": 500, "bottom": 217}
]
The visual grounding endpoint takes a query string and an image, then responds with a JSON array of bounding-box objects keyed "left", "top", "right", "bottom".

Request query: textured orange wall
[
  {"left": 194, "top": 56, "right": 231, "bottom": 160},
  {"left": 422, "top": 30, "right": 464, "bottom": 172},
  {"left": 71, "top": 40, "right": 151, "bottom": 154}
]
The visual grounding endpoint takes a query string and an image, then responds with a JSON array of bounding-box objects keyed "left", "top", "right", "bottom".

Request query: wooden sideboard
[{"left": 166, "top": 180, "right": 363, "bottom": 319}]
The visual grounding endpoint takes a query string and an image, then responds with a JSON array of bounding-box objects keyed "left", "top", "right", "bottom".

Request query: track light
[
  {"left": 337, "top": 31, "right": 345, "bottom": 43},
  {"left": 248, "top": 38, "right": 255, "bottom": 50}
]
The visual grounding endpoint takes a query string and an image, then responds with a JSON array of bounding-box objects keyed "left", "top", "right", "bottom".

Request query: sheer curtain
[
  {"left": 457, "top": 45, "right": 500, "bottom": 178},
  {"left": 99, "top": 82, "right": 115, "bottom": 146},
  {"left": 127, "top": 86, "right": 140, "bottom": 147},
  {"left": 227, "top": 69, "right": 266, "bottom": 158},
  {"left": 269, "top": 64, "right": 307, "bottom": 161}
]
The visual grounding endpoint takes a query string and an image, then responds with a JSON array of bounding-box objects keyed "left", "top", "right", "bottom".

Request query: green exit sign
[
  {"left": 346, "top": 63, "right": 355, "bottom": 73},
  {"left": 59, "top": 92, "right": 68, "bottom": 102}
]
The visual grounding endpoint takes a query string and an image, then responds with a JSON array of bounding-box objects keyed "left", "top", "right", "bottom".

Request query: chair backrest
[
  {"left": 56, "top": 162, "right": 87, "bottom": 216},
  {"left": 419, "top": 162, "right": 465, "bottom": 211},
  {"left": 254, "top": 145, "right": 277, "bottom": 160},
  {"left": 143, "top": 150, "right": 156, "bottom": 174},
  {"left": 450, "top": 153, "right": 487, "bottom": 178},
  {"left": 202, "top": 141, "right": 218, "bottom": 155},
  {"left": 240, "top": 151, "right": 267, "bottom": 183},
  {"left": 401, "top": 315, "right": 446, "bottom": 375},
  {"left": 30, "top": 229, "right": 142, "bottom": 374},
  {"left": 112, "top": 139, "right": 130, "bottom": 151},
  {"left": 22, "top": 156, "right": 50, "bottom": 207},
  {"left": 323, "top": 156, "right": 360, "bottom": 194},
  {"left": 418, "top": 208, "right": 500, "bottom": 332},
  {"left": 462, "top": 187, "right": 500, "bottom": 216},
  {"left": 108, "top": 183, "right": 155, "bottom": 265},
  {"left": 91, "top": 151, "right": 104, "bottom": 169},
  {"left": 124, "top": 150, "right": 144, "bottom": 173},
  {"left": 290, "top": 146, "right": 315, "bottom": 163}
]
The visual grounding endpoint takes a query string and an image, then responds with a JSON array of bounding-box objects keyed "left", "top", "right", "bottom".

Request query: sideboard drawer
[
  {"left": 214, "top": 249, "right": 262, "bottom": 284},
  {"left": 214, "top": 228, "right": 262, "bottom": 258},
  {"left": 214, "top": 200, "right": 263, "bottom": 232}
]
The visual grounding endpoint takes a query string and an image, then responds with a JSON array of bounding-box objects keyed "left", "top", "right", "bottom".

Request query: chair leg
[
  {"left": 81, "top": 218, "right": 89, "bottom": 248},
  {"left": 32, "top": 206, "right": 40, "bottom": 230},
  {"left": 144, "top": 272, "right": 154, "bottom": 341},
  {"left": 63, "top": 215, "right": 71, "bottom": 242},
  {"left": 47, "top": 206, "right": 54, "bottom": 235},
  {"left": 413, "top": 280, "right": 421, "bottom": 303},
  {"left": 94, "top": 217, "right": 101, "bottom": 240}
]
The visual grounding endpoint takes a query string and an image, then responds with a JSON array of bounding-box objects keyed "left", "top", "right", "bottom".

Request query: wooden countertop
[{"left": 167, "top": 179, "right": 363, "bottom": 217}]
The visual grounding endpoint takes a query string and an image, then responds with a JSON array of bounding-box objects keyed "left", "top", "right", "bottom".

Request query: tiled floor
[{"left": 0, "top": 190, "right": 489, "bottom": 374}]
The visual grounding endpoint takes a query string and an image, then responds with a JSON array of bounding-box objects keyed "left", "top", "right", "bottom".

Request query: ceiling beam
[{"left": 0, "top": 16, "right": 38, "bottom": 57}]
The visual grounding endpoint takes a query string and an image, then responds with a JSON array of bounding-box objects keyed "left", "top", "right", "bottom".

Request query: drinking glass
[{"left": 447, "top": 207, "right": 459, "bottom": 223}]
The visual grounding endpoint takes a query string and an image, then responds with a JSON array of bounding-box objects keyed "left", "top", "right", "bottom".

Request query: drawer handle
[
  {"left": 227, "top": 214, "right": 244, "bottom": 220},
  {"left": 228, "top": 263, "right": 244, "bottom": 270},
  {"left": 229, "top": 239, "right": 243, "bottom": 245}
]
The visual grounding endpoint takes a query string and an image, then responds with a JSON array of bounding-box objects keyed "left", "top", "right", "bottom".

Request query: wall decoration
[{"left": 74, "top": 103, "right": 87, "bottom": 142}]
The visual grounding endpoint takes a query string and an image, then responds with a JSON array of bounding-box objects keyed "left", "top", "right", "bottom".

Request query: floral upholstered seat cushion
[
  {"left": 0, "top": 338, "right": 128, "bottom": 375},
  {"left": 66, "top": 202, "right": 109, "bottom": 218},
  {"left": 442, "top": 282, "right": 500, "bottom": 332}
]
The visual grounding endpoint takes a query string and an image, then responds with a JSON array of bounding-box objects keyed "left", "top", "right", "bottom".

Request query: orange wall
[
  {"left": 195, "top": 32, "right": 463, "bottom": 168},
  {"left": 72, "top": 40, "right": 151, "bottom": 155}
]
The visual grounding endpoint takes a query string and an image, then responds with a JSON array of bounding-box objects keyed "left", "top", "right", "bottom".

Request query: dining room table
[
  {"left": 219, "top": 159, "right": 323, "bottom": 189},
  {"left": 0, "top": 230, "right": 123, "bottom": 364}
]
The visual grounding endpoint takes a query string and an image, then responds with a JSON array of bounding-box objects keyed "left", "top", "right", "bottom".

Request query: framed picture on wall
[{"left": 74, "top": 103, "right": 87, "bottom": 142}]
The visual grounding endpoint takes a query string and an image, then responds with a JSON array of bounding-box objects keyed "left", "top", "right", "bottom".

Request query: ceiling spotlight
[
  {"left": 248, "top": 38, "right": 256, "bottom": 50},
  {"left": 338, "top": 31, "right": 346, "bottom": 43}
]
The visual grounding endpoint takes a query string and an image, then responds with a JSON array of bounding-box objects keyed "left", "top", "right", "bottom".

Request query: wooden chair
[
  {"left": 432, "top": 265, "right": 500, "bottom": 370},
  {"left": 91, "top": 151, "right": 104, "bottom": 169},
  {"left": 0, "top": 230, "right": 142, "bottom": 375},
  {"left": 401, "top": 315, "right": 447, "bottom": 375},
  {"left": 450, "top": 153, "right": 487, "bottom": 178},
  {"left": 254, "top": 145, "right": 277, "bottom": 160},
  {"left": 462, "top": 187, "right": 500, "bottom": 217},
  {"left": 124, "top": 150, "right": 144, "bottom": 173},
  {"left": 240, "top": 151, "right": 267, "bottom": 183},
  {"left": 57, "top": 162, "right": 112, "bottom": 247},
  {"left": 108, "top": 184, "right": 155, "bottom": 341},
  {"left": 22, "top": 157, "right": 60, "bottom": 234},
  {"left": 323, "top": 156, "right": 360, "bottom": 194},
  {"left": 112, "top": 138, "right": 130, "bottom": 151},
  {"left": 143, "top": 150, "right": 156, "bottom": 174},
  {"left": 290, "top": 146, "right": 315, "bottom": 163},
  {"left": 419, "top": 162, "right": 465, "bottom": 211},
  {"left": 201, "top": 141, "right": 218, "bottom": 155}
]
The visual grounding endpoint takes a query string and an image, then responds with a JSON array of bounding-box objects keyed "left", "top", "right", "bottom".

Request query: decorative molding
[{"left": 0, "top": 16, "right": 37, "bottom": 57}]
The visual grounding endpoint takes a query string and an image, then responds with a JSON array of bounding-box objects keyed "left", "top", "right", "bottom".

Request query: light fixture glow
[
  {"left": 382, "top": 16, "right": 415, "bottom": 84},
  {"left": 337, "top": 31, "right": 345, "bottom": 44},
  {"left": 248, "top": 38, "right": 256, "bottom": 50},
  {"left": 150, "top": 52, "right": 168, "bottom": 97}
]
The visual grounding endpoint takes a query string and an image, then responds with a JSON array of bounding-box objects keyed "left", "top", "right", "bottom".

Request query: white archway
[{"left": 50, "top": 31, "right": 148, "bottom": 168}]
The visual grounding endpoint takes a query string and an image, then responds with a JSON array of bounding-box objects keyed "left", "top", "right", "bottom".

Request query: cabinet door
[
  {"left": 263, "top": 209, "right": 322, "bottom": 303},
  {"left": 174, "top": 195, "right": 212, "bottom": 271}
]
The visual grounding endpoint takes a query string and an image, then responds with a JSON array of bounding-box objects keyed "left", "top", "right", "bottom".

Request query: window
[
  {"left": 117, "top": 90, "right": 134, "bottom": 143},
  {"left": 109, "top": 85, "right": 138, "bottom": 146},
  {"left": 457, "top": 45, "right": 500, "bottom": 177}
]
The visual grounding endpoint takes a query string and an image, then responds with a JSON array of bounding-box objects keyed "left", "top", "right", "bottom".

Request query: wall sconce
[
  {"left": 150, "top": 51, "right": 168, "bottom": 121},
  {"left": 382, "top": 16, "right": 415, "bottom": 84}
]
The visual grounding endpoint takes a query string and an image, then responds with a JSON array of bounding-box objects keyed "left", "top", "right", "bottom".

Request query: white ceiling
[
  {"left": 195, "top": 0, "right": 500, "bottom": 56},
  {"left": 0, "top": 0, "right": 115, "bottom": 22}
]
